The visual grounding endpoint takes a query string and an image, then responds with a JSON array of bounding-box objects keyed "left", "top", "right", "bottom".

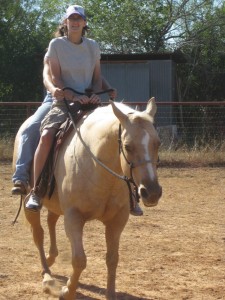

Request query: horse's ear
[
  {"left": 109, "top": 100, "right": 127, "bottom": 123},
  {"left": 146, "top": 97, "right": 157, "bottom": 117}
]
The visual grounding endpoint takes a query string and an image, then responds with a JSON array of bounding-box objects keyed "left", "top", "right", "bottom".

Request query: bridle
[
  {"left": 118, "top": 123, "right": 153, "bottom": 180},
  {"left": 118, "top": 123, "right": 160, "bottom": 207},
  {"left": 11, "top": 92, "right": 156, "bottom": 224},
  {"left": 62, "top": 94, "right": 159, "bottom": 210}
]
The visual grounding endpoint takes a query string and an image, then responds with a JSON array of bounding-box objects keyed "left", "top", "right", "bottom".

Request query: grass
[
  {"left": 1, "top": 136, "right": 225, "bottom": 167},
  {"left": 159, "top": 139, "right": 225, "bottom": 167},
  {"left": 0, "top": 136, "right": 14, "bottom": 161},
  {"left": 159, "top": 148, "right": 225, "bottom": 167}
]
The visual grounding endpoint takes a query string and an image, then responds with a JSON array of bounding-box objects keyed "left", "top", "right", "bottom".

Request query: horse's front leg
[
  {"left": 24, "top": 207, "right": 54, "bottom": 287},
  {"left": 60, "top": 208, "right": 86, "bottom": 300},
  {"left": 46, "top": 210, "right": 60, "bottom": 267},
  {"left": 105, "top": 208, "right": 129, "bottom": 300}
]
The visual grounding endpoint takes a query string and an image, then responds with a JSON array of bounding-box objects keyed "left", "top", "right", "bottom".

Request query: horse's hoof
[
  {"left": 59, "top": 286, "right": 69, "bottom": 300},
  {"left": 42, "top": 273, "right": 55, "bottom": 293}
]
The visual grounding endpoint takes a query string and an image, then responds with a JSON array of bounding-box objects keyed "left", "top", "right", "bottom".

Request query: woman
[
  {"left": 12, "top": 61, "right": 116, "bottom": 195},
  {"left": 25, "top": 5, "right": 143, "bottom": 216},
  {"left": 25, "top": 5, "right": 107, "bottom": 211},
  {"left": 12, "top": 7, "right": 116, "bottom": 195}
]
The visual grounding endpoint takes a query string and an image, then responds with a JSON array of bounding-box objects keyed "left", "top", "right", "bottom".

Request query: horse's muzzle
[{"left": 139, "top": 184, "right": 162, "bottom": 207}]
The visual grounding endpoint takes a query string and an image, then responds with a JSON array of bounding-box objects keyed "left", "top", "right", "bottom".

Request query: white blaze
[{"left": 141, "top": 131, "right": 155, "bottom": 181}]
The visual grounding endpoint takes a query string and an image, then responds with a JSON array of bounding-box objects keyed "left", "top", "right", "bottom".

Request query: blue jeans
[{"left": 12, "top": 93, "right": 53, "bottom": 183}]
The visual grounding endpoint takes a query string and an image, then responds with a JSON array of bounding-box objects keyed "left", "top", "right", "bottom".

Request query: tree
[
  {"left": 0, "top": 0, "right": 62, "bottom": 102},
  {"left": 176, "top": 2, "right": 225, "bottom": 101},
  {"left": 0, "top": 0, "right": 225, "bottom": 102},
  {"left": 82, "top": 0, "right": 220, "bottom": 53}
]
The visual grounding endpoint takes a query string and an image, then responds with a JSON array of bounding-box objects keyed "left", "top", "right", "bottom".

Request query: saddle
[{"left": 35, "top": 103, "right": 99, "bottom": 199}]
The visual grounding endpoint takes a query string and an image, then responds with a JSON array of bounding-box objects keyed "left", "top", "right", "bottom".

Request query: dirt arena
[{"left": 0, "top": 162, "right": 225, "bottom": 300}]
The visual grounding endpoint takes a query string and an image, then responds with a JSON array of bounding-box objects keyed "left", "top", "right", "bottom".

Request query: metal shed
[{"left": 100, "top": 52, "right": 186, "bottom": 126}]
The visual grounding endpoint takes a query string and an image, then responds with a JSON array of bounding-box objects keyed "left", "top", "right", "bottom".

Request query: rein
[
  {"left": 12, "top": 196, "right": 23, "bottom": 225},
  {"left": 63, "top": 96, "right": 141, "bottom": 210},
  {"left": 63, "top": 87, "right": 114, "bottom": 98}
]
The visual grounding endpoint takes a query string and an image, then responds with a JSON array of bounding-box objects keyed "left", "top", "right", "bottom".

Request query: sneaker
[
  {"left": 25, "top": 191, "right": 42, "bottom": 212},
  {"left": 130, "top": 202, "right": 143, "bottom": 216},
  {"left": 12, "top": 180, "right": 28, "bottom": 195}
]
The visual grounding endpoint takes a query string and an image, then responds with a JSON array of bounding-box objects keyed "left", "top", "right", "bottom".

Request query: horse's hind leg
[{"left": 46, "top": 210, "right": 60, "bottom": 267}]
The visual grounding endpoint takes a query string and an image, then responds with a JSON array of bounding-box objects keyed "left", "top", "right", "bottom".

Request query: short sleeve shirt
[{"left": 45, "top": 36, "right": 101, "bottom": 93}]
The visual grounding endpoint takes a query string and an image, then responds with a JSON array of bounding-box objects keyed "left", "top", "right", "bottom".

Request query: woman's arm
[
  {"left": 48, "top": 56, "right": 64, "bottom": 90},
  {"left": 43, "top": 58, "right": 64, "bottom": 100},
  {"left": 101, "top": 76, "right": 117, "bottom": 99},
  {"left": 92, "top": 60, "right": 102, "bottom": 92},
  {"left": 46, "top": 57, "right": 77, "bottom": 101}
]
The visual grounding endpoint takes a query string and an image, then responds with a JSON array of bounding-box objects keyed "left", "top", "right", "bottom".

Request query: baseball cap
[{"left": 66, "top": 5, "right": 86, "bottom": 20}]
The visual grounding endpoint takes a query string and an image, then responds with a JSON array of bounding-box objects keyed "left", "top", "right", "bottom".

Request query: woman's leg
[
  {"left": 25, "top": 127, "right": 57, "bottom": 211},
  {"left": 12, "top": 95, "right": 52, "bottom": 194}
]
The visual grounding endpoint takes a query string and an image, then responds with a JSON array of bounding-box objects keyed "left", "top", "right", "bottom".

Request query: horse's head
[{"left": 110, "top": 98, "right": 162, "bottom": 207}]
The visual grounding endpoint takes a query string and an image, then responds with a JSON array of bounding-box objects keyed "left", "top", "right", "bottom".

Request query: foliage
[
  {"left": 0, "top": 0, "right": 63, "bottom": 102},
  {"left": 0, "top": 0, "right": 225, "bottom": 102},
  {"left": 176, "top": 2, "right": 225, "bottom": 101}
]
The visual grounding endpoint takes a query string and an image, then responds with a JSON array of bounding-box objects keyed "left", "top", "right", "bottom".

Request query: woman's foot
[
  {"left": 12, "top": 180, "right": 28, "bottom": 195},
  {"left": 25, "top": 190, "right": 42, "bottom": 212}
]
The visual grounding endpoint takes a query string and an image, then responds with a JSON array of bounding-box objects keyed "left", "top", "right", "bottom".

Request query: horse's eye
[{"left": 124, "top": 144, "right": 132, "bottom": 152}]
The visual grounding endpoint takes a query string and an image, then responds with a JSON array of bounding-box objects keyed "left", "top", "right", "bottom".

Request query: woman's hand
[
  {"left": 52, "top": 87, "right": 64, "bottom": 100},
  {"left": 89, "top": 94, "right": 101, "bottom": 104},
  {"left": 72, "top": 94, "right": 101, "bottom": 104},
  {"left": 108, "top": 88, "right": 117, "bottom": 100},
  {"left": 73, "top": 95, "right": 90, "bottom": 104},
  {"left": 63, "top": 89, "right": 75, "bottom": 101}
]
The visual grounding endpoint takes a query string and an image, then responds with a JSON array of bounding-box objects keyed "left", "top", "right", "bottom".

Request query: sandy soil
[{"left": 0, "top": 162, "right": 225, "bottom": 300}]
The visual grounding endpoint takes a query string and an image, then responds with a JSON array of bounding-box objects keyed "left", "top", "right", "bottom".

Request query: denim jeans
[{"left": 12, "top": 93, "right": 53, "bottom": 183}]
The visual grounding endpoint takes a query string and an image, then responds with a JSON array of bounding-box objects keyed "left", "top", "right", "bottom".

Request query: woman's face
[{"left": 65, "top": 14, "right": 86, "bottom": 34}]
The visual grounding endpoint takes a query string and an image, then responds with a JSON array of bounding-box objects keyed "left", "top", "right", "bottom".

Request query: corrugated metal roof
[{"left": 101, "top": 51, "right": 187, "bottom": 64}]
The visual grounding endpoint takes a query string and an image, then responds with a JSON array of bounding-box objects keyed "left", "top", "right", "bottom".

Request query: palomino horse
[{"left": 12, "top": 98, "right": 162, "bottom": 300}]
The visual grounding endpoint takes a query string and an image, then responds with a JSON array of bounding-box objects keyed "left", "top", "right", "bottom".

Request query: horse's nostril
[
  {"left": 140, "top": 188, "right": 148, "bottom": 199},
  {"left": 140, "top": 186, "right": 162, "bottom": 199}
]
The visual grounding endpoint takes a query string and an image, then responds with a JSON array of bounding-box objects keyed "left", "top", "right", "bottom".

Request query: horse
[{"left": 12, "top": 98, "right": 162, "bottom": 300}]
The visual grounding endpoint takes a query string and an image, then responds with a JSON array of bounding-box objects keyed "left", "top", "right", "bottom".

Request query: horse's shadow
[{"left": 53, "top": 275, "right": 150, "bottom": 299}]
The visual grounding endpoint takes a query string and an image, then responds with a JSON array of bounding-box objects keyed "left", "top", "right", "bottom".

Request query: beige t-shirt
[{"left": 46, "top": 36, "right": 101, "bottom": 95}]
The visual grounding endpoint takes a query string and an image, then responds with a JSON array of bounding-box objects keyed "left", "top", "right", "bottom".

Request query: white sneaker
[{"left": 25, "top": 191, "right": 42, "bottom": 212}]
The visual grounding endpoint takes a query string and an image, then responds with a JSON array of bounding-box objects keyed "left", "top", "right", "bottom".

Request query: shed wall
[
  {"left": 101, "top": 59, "right": 176, "bottom": 125},
  {"left": 101, "top": 62, "right": 149, "bottom": 102}
]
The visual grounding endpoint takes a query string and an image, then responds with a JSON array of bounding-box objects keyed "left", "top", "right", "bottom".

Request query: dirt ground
[{"left": 0, "top": 161, "right": 225, "bottom": 300}]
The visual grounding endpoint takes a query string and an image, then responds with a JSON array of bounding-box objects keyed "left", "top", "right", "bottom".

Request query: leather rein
[
  {"left": 11, "top": 87, "right": 147, "bottom": 224},
  {"left": 62, "top": 87, "right": 152, "bottom": 210}
]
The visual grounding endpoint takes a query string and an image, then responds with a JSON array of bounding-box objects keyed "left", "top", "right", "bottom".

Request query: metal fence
[{"left": 1, "top": 101, "right": 225, "bottom": 149}]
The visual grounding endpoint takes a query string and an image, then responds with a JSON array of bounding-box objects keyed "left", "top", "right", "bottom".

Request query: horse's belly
[{"left": 43, "top": 187, "right": 63, "bottom": 215}]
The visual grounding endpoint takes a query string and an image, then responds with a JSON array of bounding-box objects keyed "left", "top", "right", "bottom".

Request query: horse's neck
[{"left": 81, "top": 113, "right": 121, "bottom": 169}]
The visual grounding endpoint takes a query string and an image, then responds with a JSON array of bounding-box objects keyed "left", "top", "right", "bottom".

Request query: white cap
[{"left": 66, "top": 5, "right": 86, "bottom": 20}]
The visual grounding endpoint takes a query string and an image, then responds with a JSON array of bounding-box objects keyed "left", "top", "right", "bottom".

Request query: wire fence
[{"left": 1, "top": 101, "right": 225, "bottom": 149}]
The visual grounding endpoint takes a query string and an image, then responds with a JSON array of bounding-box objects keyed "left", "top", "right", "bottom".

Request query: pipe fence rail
[{"left": 1, "top": 101, "right": 225, "bottom": 149}]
